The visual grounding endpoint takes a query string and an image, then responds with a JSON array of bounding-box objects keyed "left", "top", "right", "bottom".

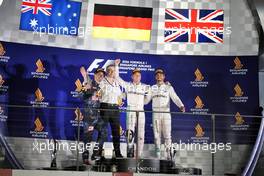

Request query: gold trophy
[
  {"left": 117, "top": 94, "right": 124, "bottom": 106},
  {"left": 96, "top": 89, "right": 102, "bottom": 98}
]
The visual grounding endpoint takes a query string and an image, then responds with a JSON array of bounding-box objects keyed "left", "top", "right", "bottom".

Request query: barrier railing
[{"left": 0, "top": 104, "right": 263, "bottom": 175}]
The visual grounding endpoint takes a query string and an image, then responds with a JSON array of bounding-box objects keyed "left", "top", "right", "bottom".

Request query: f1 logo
[
  {"left": 87, "top": 59, "right": 114, "bottom": 73},
  {"left": 0, "top": 0, "right": 3, "bottom": 6}
]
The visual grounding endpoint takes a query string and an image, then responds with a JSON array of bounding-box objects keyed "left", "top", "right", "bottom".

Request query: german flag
[{"left": 92, "top": 4, "right": 153, "bottom": 41}]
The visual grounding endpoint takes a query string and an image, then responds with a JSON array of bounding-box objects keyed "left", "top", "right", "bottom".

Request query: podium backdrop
[{"left": 0, "top": 41, "right": 260, "bottom": 144}]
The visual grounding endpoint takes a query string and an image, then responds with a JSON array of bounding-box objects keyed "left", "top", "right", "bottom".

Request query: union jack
[
  {"left": 21, "top": 0, "right": 53, "bottom": 16},
  {"left": 164, "top": 9, "right": 224, "bottom": 43}
]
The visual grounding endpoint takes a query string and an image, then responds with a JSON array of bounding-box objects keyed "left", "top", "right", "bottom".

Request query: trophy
[
  {"left": 126, "top": 129, "right": 135, "bottom": 158},
  {"left": 50, "top": 139, "right": 58, "bottom": 168},
  {"left": 117, "top": 96, "right": 123, "bottom": 107},
  {"left": 169, "top": 146, "right": 177, "bottom": 168}
]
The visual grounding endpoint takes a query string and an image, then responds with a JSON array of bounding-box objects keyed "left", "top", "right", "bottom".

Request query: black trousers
[{"left": 100, "top": 103, "right": 121, "bottom": 154}]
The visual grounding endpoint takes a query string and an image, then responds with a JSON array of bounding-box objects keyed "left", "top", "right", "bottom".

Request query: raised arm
[
  {"left": 169, "top": 85, "right": 185, "bottom": 112},
  {"left": 80, "top": 66, "right": 92, "bottom": 86},
  {"left": 114, "top": 59, "right": 129, "bottom": 88}
]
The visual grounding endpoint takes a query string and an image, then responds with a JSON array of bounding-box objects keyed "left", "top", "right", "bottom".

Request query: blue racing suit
[{"left": 81, "top": 79, "right": 107, "bottom": 160}]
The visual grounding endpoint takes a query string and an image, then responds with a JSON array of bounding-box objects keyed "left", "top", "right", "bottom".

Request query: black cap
[
  {"left": 155, "top": 68, "right": 165, "bottom": 75},
  {"left": 132, "top": 68, "right": 141, "bottom": 74},
  {"left": 95, "top": 68, "right": 105, "bottom": 75}
]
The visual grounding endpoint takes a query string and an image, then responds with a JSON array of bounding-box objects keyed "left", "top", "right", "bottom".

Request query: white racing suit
[
  {"left": 115, "top": 66, "right": 149, "bottom": 157},
  {"left": 145, "top": 82, "right": 184, "bottom": 160}
]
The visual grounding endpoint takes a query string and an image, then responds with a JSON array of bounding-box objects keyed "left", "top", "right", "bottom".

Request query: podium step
[{"left": 91, "top": 158, "right": 202, "bottom": 175}]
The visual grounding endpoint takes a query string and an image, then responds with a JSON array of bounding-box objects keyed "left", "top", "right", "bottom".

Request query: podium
[{"left": 91, "top": 158, "right": 202, "bottom": 175}]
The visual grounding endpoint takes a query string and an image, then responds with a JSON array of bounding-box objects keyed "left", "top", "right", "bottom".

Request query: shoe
[
  {"left": 127, "top": 149, "right": 134, "bottom": 158},
  {"left": 115, "top": 151, "right": 123, "bottom": 158},
  {"left": 166, "top": 151, "right": 171, "bottom": 161},
  {"left": 91, "top": 150, "right": 102, "bottom": 161},
  {"left": 82, "top": 150, "right": 90, "bottom": 165},
  {"left": 155, "top": 148, "right": 161, "bottom": 159}
]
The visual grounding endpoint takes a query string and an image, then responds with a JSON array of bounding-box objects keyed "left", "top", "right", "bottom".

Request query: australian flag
[
  {"left": 165, "top": 9, "right": 224, "bottom": 43},
  {"left": 19, "top": 0, "right": 82, "bottom": 36}
]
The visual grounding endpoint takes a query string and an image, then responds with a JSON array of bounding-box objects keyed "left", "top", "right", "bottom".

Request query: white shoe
[
  {"left": 166, "top": 151, "right": 171, "bottom": 161},
  {"left": 155, "top": 148, "right": 161, "bottom": 159}
]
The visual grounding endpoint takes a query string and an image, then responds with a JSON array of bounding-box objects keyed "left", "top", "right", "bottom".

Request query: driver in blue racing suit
[{"left": 80, "top": 67, "right": 107, "bottom": 164}]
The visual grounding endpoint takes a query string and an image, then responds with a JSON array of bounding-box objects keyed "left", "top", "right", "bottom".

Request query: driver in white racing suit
[
  {"left": 145, "top": 68, "right": 185, "bottom": 160},
  {"left": 115, "top": 59, "right": 150, "bottom": 158}
]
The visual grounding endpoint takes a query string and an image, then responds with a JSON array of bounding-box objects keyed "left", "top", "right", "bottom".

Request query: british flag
[
  {"left": 164, "top": 9, "right": 224, "bottom": 43},
  {"left": 21, "top": 0, "right": 52, "bottom": 16}
]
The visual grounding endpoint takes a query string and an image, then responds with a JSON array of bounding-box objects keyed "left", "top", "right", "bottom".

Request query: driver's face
[
  {"left": 94, "top": 72, "right": 104, "bottom": 82},
  {"left": 132, "top": 72, "right": 141, "bottom": 84},
  {"left": 155, "top": 73, "right": 165, "bottom": 82},
  {"left": 107, "top": 66, "right": 115, "bottom": 77}
]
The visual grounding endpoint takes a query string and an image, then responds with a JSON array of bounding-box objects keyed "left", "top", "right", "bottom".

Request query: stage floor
[{"left": 3, "top": 170, "right": 204, "bottom": 176}]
